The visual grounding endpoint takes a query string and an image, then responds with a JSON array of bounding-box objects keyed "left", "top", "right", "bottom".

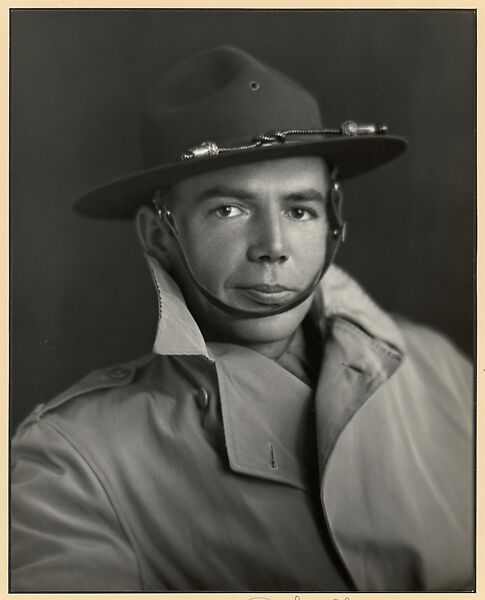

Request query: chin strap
[{"left": 152, "top": 176, "right": 347, "bottom": 319}]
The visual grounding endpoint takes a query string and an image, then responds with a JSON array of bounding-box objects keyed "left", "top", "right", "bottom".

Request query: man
[{"left": 11, "top": 46, "right": 473, "bottom": 592}]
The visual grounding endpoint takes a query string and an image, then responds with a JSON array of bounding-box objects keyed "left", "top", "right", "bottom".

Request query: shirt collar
[{"left": 146, "top": 253, "right": 406, "bottom": 359}]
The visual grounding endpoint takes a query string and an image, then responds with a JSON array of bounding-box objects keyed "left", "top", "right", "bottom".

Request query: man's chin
[{"left": 210, "top": 300, "right": 313, "bottom": 345}]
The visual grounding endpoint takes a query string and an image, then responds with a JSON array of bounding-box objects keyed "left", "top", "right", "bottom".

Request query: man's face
[{"left": 165, "top": 156, "right": 329, "bottom": 345}]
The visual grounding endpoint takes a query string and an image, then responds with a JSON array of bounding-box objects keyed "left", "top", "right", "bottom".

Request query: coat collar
[{"left": 146, "top": 255, "right": 211, "bottom": 360}]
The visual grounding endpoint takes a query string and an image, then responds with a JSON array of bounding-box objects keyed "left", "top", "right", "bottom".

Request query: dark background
[{"left": 10, "top": 9, "right": 475, "bottom": 430}]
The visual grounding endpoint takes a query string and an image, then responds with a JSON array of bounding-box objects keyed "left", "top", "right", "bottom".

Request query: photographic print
[{"left": 9, "top": 7, "right": 475, "bottom": 595}]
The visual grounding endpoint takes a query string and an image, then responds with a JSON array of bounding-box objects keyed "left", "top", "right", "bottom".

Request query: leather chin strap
[{"left": 153, "top": 178, "right": 346, "bottom": 319}]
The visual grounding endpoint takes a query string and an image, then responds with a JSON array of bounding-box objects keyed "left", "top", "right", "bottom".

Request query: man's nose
[{"left": 247, "top": 214, "right": 289, "bottom": 264}]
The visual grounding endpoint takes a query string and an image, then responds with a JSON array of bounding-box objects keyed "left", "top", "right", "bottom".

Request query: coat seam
[{"left": 41, "top": 418, "right": 145, "bottom": 590}]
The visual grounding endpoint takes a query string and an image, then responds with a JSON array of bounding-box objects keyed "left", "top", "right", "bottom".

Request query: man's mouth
[{"left": 236, "top": 284, "right": 296, "bottom": 306}]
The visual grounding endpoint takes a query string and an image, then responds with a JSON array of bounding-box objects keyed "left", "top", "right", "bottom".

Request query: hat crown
[{"left": 141, "top": 46, "right": 322, "bottom": 168}]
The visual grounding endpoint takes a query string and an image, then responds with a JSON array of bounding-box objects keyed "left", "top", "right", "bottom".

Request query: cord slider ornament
[
  {"left": 341, "top": 121, "right": 388, "bottom": 136},
  {"left": 181, "top": 141, "right": 219, "bottom": 160}
]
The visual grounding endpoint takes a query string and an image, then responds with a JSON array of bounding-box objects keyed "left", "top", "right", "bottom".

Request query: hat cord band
[
  {"left": 152, "top": 181, "right": 346, "bottom": 319},
  {"left": 181, "top": 121, "right": 388, "bottom": 160}
]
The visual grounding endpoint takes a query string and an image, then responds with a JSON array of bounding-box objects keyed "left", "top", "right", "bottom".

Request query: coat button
[
  {"left": 195, "top": 387, "right": 209, "bottom": 409},
  {"left": 109, "top": 366, "right": 130, "bottom": 379}
]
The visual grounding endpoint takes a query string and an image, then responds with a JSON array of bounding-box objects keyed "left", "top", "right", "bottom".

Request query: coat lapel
[
  {"left": 210, "top": 342, "right": 317, "bottom": 492},
  {"left": 315, "top": 317, "right": 403, "bottom": 476}
]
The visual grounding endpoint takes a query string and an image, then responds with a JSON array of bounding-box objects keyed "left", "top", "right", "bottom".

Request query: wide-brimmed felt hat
[{"left": 74, "top": 46, "right": 407, "bottom": 220}]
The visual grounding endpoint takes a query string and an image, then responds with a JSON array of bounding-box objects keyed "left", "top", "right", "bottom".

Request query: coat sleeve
[{"left": 11, "top": 416, "right": 143, "bottom": 592}]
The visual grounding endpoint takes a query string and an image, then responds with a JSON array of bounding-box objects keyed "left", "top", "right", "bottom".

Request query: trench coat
[{"left": 11, "top": 258, "right": 473, "bottom": 592}]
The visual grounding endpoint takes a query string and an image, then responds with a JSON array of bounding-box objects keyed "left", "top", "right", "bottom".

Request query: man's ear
[{"left": 135, "top": 205, "right": 174, "bottom": 269}]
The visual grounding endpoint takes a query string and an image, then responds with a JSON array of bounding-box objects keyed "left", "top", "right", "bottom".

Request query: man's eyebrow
[
  {"left": 283, "top": 189, "right": 326, "bottom": 202},
  {"left": 195, "top": 185, "right": 327, "bottom": 203},
  {"left": 197, "top": 185, "right": 254, "bottom": 202}
]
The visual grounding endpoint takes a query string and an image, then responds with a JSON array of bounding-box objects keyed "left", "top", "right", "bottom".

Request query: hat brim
[{"left": 74, "top": 135, "right": 407, "bottom": 219}]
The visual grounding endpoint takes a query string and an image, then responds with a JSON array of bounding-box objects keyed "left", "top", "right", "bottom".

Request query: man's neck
[
  {"left": 201, "top": 324, "right": 297, "bottom": 361},
  {"left": 236, "top": 336, "right": 295, "bottom": 361}
]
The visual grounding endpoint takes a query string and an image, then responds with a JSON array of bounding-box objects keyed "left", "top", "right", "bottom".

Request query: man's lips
[
  {"left": 235, "top": 284, "right": 297, "bottom": 305},
  {"left": 246, "top": 284, "right": 291, "bottom": 293}
]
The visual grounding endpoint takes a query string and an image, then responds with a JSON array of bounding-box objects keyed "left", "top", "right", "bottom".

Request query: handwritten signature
[{"left": 249, "top": 596, "right": 350, "bottom": 600}]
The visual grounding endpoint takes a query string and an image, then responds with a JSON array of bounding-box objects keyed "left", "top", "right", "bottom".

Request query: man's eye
[
  {"left": 286, "top": 207, "right": 315, "bottom": 221},
  {"left": 213, "top": 205, "right": 244, "bottom": 218}
]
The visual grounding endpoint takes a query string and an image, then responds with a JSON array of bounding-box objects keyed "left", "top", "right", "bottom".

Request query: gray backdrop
[{"left": 11, "top": 9, "right": 475, "bottom": 429}]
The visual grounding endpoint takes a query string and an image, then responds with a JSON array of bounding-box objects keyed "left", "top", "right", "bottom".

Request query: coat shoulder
[
  {"left": 389, "top": 315, "right": 473, "bottom": 421},
  {"left": 393, "top": 315, "right": 472, "bottom": 375},
  {"left": 15, "top": 354, "right": 156, "bottom": 436},
  {"left": 395, "top": 315, "right": 470, "bottom": 359}
]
